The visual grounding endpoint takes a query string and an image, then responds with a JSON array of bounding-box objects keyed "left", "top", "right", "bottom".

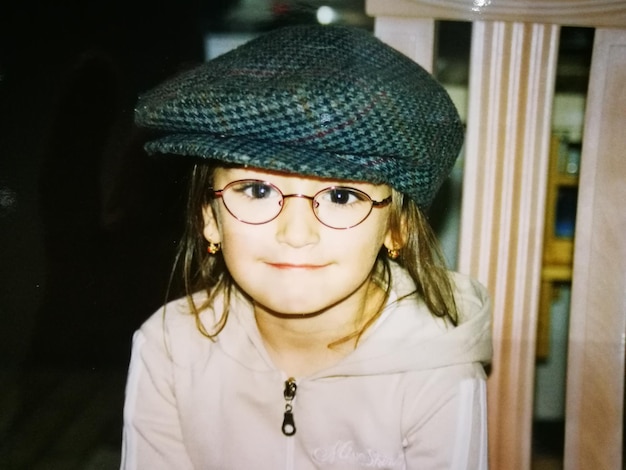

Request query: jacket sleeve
[
  {"left": 403, "top": 364, "right": 489, "bottom": 470},
  {"left": 120, "top": 321, "right": 195, "bottom": 470}
]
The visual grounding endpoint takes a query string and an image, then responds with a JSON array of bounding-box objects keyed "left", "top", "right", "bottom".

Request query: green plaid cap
[{"left": 135, "top": 25, "right": 464, "bottom": 208}]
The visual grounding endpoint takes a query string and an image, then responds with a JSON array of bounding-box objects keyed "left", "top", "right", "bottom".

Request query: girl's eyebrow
[
  {"left": 226, "top": 171, "right": 380, "bottom": 188},
  {"left": 217, "top": 168, "right": 390, "bottom": 196}
]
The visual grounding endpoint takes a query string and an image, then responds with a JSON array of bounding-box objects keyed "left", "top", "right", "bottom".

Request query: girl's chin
[{"left": 253, "top": 300, "right": 332, "bottom": 319}]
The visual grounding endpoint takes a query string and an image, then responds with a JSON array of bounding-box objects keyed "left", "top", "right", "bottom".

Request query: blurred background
[{"left": 0, "top": 1, "right": 592, "bottom": 468}]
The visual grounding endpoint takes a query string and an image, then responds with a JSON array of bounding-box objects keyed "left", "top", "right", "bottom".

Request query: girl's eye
[
  {"left": 323, "top": 188, "right": 368, "bottom": 205},
  {"left": 237, "top": 181, "right": 278, "bottom": 200}
]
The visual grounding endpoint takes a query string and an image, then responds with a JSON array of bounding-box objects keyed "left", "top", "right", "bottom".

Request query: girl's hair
[{"left": 174, "top": 161, "right": 458, "bottom": 341}]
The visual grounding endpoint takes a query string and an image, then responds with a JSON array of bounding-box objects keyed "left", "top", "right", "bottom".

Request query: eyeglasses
[{"left": 212, "top": 179, "right": 392, "bottom": 229}]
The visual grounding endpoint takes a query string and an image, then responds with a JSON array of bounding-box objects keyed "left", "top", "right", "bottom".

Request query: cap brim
[{"left": 145, "top": 133, "right": 398, "bottom": 186}]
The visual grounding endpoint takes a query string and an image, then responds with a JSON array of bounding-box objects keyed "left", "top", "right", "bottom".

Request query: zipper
[{"left": 281, "top": 377, "right": 297, "bottom": 436}]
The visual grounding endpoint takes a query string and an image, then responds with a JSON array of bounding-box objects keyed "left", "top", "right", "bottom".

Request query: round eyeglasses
[{"left": 212, "top": 179, "right": 392, "bottom": 230}]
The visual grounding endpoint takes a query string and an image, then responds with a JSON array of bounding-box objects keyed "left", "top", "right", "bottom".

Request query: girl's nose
[{"left": 274, "top": 197, "right": 320, "bottom": 248}]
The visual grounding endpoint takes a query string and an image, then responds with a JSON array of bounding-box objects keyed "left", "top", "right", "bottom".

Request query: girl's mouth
[{"left": 266, "top": 262, "right": 327, "bottom": 270}]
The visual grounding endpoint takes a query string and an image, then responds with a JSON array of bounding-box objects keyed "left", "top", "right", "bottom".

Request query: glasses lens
[
  {"left": 314, "top": 187, "right": 373, "bottom": 229},
  {"left": 221, "top": 180, "right": 283, "bottom": 224}
]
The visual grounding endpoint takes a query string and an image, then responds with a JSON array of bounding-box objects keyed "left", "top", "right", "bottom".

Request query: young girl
[{"left": 122, "top": 25, "right": 492, "bottom": 469}]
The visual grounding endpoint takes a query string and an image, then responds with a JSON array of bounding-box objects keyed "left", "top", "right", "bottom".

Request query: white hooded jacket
[{"left": 121, "top": 264, "right": 492, "bottom": 470}]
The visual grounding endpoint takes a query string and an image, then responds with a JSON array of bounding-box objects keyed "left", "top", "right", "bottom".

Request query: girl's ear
[
  {"left": 202, "top": 204, "right": 222, "bottom": 244},
  {"left": 383, "top": 212, "right": 408, "bottom": 253},
  {"left": 383, "top": 232, "right": 401, "bottom": 253}
]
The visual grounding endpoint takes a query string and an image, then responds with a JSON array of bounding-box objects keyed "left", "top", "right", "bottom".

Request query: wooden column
[
  {"left": 457, "top": 21, "right": 559, "bottom": 470},
  {"left": 372, "top": 17, "right": 436, "bottom": 73},
  {"left": 564, "top": 28, "right": 626, "bottom": 470}
]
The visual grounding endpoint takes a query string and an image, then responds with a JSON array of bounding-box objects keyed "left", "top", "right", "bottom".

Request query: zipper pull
[{"left": 281, "top": 377, "right": 297, "bottom": 436}]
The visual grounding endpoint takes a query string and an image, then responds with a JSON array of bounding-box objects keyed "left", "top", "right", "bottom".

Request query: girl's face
[{"left": 202, "top": 167, "right": 395, "bottom": 317}]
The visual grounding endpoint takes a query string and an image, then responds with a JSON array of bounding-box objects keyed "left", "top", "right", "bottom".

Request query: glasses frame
[{"left": 212, "top": 179, "right": 392, "bottom": 230}]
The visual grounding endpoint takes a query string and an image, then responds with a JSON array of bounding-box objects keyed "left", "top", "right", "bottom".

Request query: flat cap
[{"left": 135, "top": 25, "right": 464, "bottom": 208}]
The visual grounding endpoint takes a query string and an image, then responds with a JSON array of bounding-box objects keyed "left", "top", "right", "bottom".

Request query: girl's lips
[{"left": 266, "top": 262, "right": 327, "bottom": 270}]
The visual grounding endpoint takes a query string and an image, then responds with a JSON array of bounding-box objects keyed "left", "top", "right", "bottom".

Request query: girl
[{"left": 122, "top": 25, "right": 492, "bottom": 469}]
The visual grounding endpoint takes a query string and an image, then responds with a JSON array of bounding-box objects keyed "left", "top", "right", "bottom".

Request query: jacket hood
[
  {"left": 319, "top": 265, "right": 492, "bottom": 377},
  {"left": 205, "top": 263, "right": 492, "bottom": 378}
]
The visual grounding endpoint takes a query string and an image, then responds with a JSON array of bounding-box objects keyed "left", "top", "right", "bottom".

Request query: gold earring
[
  {"left": 387, "top": 248, "right": 400, "bottom": 260},
  {"left": 207, "top": 241, "right": 221, "bottom": 255}
]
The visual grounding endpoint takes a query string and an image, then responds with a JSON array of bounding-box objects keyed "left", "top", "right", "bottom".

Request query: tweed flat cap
[{"left": 135, "top": 25, "right": 464, "bottom": 208}]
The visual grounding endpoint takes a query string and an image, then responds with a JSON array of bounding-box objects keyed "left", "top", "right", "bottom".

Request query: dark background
[
  {"left": 0, "top": 1, "right": 236, "bottom": 371},
  {"left": 0, "top": 2, "right": 235, "bottom": 467}
]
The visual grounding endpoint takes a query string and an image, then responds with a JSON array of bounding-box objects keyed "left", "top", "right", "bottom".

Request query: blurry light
[
  {"left": 316, "top": 6, "right": 337, "bottom": 25},
  {"left": 472, "top": 0, "right": 491, "bottom": 11}
]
